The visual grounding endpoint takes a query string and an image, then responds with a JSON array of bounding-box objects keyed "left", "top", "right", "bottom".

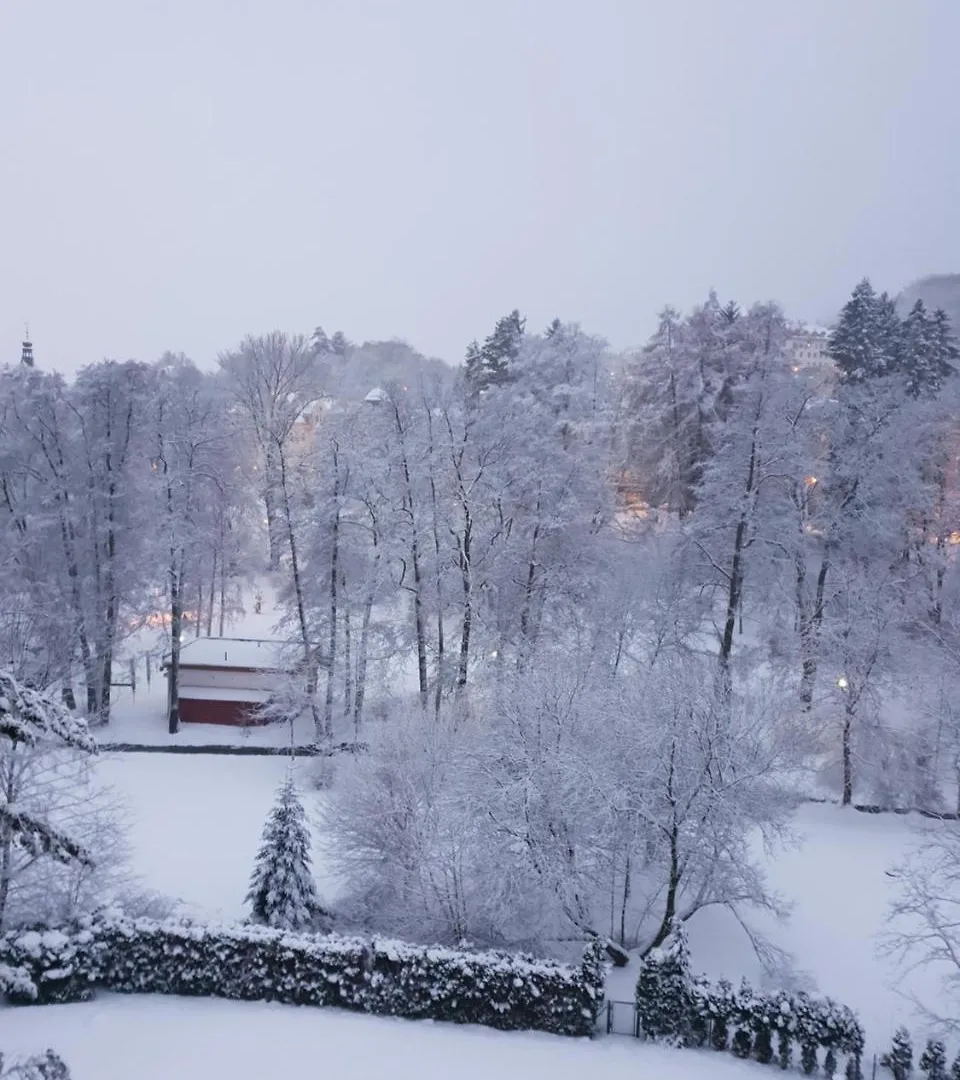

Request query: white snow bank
[{"left": 0, "top": 993, "right": 763, "bottom": 1080}]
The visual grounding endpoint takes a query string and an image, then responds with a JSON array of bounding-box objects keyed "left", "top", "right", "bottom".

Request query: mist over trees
[{"left": 2, "top": 283, "right": 960, "bottom": 961}]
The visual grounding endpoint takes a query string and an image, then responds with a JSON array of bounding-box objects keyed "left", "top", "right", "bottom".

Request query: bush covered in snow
[
  {"left": 634, "top": 921, "right": 864, "bottom": 1072},
  {"left": 0, "top": 924, "right": 103, "bottom": 1005},
  {"left": 0, "top": 916, "right": 604, "bottom": 1038},
  {"left": 0, "top": 1050, "right": 71, "bottom": 1079}
]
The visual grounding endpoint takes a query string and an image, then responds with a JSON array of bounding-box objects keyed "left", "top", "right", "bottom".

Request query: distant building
[
  {"left": 163, "top": 637, "right": 287, "bottom": 725},
  {"left": 364, "top": 386, "right": 388, "bottom": 404},
  {"left": 785, "top": 325, "right": 832, "bottom": 372},
  {"left": 20, "top": 327, "right": 34, "bottom": 368}
]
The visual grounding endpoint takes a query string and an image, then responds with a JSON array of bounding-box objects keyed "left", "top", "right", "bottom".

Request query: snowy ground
[
  {"left": 96, "top": 752, "right": 337, "bottom": 919},
  {"left": 92, "top": 750, "right": 947, "bottom": 1054},
  {"left": 0, "top": 994, "right": 764, "bottom": 1080},
  {"left": 62, "top": 578, "right": 954, "bottom": 1063}
]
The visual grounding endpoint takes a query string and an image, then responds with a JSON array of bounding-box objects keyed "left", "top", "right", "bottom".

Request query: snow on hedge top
[
  {"left": 171, "top": 638, "right": 289, "bottom": 672},
  {"left": 0, "top": 670, "right": 95, "bottom": 752}
]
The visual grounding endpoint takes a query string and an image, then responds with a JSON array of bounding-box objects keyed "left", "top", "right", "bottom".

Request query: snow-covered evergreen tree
[
  {"left": 246, "top": 776, "right": 328, "bottom": 932},
  {"left": 0, "top": 671, "right": 96, "bottom": 919},
  {"left": 920, "top": 1039, "right": 947, "bottom": 1080},
  {"left": 830, "top": 278, "right": 889, "bottom": 382},
  {"left": 881, "top": 1027, "right": 914, "bottom": 1080},
  {"left": 634, "top": 918, "right": 693, "bottom": 1044}
]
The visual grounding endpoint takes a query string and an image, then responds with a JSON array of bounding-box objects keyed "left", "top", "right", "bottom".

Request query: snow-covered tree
[
  {"left": 920, "top": 1039, "right": 947, "bottom": 1080},
  {"left": 634, "top": 919, "right": 693, "bottom": 1044},
  {"left": 0, "top": 671, "right": 96, "bottom": 926},
  {"left": 885, "top": 823, "right": 960, "bottom": 1031},
  {"left": 830, "top": 278, "right": 890, "bottom": 383},
  {"left": 246, "top": 775, "right": 328, "bottom": 932},
  {"left": 881, "top": 1027, "right": 914, "bottom": 1080}
]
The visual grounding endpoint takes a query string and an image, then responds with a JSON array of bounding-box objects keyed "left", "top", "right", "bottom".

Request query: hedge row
[
  {"left": 2, "top": 917, "right": 605, "bottom": 1038},
  {"left": 635, "top": 922, "right": 864, "bottom": 1076}
]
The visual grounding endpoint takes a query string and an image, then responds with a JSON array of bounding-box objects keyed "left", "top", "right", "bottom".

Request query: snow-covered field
[
  {"left": 88, "top": 750, "right": 944, "bottom": 1055},
  {"left": 0, "top": 993, "right": 762, "bottom": 1080},
  {"left": 5, "top": 583, "right": 951, "bottom": 1070},
  {"left": 95, "top": 752, "right": 337, "bottom": 918}
]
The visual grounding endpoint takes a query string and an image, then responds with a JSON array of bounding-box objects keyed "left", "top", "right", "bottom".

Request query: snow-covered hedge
[
  {"left": 0, "top": 926, "right": 102, "bottom": 1005},
  {"left": 635, "top": 923, "right": 864, "bottom": 1075},
  {"left": 98, "top": 918, "right": 370, "bottom": 1010},
  {"left": 366, "top": 935, "right": 604, "bottom": 1035},
  {"left": 1, "top": 917, "right": 604, "bottom": 1038}
]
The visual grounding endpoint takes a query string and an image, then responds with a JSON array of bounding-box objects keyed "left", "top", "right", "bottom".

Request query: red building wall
[{"left": 178, "top": 698, "right": 266, "bottom": 726}]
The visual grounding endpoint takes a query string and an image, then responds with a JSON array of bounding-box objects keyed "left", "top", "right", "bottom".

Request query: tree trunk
[
  {"left": 842, "top": 703, "right": 854, "bottom": 806},
  {"left": 323, "top": 454, "right": 341, "bottom": 740},
  {"left": 517, "top": 517, "right": 542, "bottom": 673},
  {"left": 167, "top": 563, "right": 183, "bottom": 735},
  {"left": 276, "top": 439, "right": 322, "bottom": 740},
  {"left": 456, "top": 513, "right": 473, "bottom": 692},
  {"left": 342, "top": 591, "right": 352, "bottom": 726},
  {"left": 428, "top": 470, "right": 445, "bottom": 716},
  {"left": 353, "top": 540, "right": 378, "bottom": 733},
  {"left": 206, "top": 551, "right": 216, "bottom": 636},
  {"left": 263, "top": 443, "right": 283, "bottom": 571},
  {"left": 393, "top": 405, "right": 428, "bottom": 707},
  {"left": 218, "top": 523, "right": 227, "bottom": 638}
]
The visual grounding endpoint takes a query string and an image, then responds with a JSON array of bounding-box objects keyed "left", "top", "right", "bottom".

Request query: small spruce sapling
[
  {"left": 919, "top": 1040, "right": 947, "bottom": 1080},
  {"left": 802, "top": 1042, "right": 819, "bottom": 1075},
  {"left": 846, "top": 1054, "right": 864, "bottom": 1080},
  {"left": 950, "top": 1052, "right": 960, "bottom": 1080},
  {"left": 246, "top": 775, "right": 329, "bottom": 932},
  {"left": 881, "top": 1027, "right": 914, "bottom": 1080},
  {"left": 824, "top": 1048, "right": 838, "bottom": 1078},
  {"left": 732, "top": 1029, "right": 753, "bottom": 1058},
  {"left": 779, "top": 1029, "right": 793, "bottom": 1071},
  {"left": 711, "top": 979, "right": 732, "bottom": 1051},
  {"left": 754, "top": 1024, "right": 774, "bottom": 1065}
]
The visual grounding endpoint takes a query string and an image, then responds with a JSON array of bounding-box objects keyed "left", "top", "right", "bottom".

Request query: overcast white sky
[{"left": 2, "top": 0, "right": 959, "bottom": 374}]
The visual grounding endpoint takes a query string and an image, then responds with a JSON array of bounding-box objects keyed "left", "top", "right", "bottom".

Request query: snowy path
[{"left": 0, "top": 994, "right": 763, "bottom": 1080}]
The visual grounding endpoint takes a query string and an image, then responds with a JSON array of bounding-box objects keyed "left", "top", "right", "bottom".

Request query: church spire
[{"left": 20, "top": 323, "right": 34, "bottom": 367}]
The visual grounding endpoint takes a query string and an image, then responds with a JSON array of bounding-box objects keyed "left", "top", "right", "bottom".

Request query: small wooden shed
[{"left": 163, "top": 637, "right": 287, "bottom": 726}]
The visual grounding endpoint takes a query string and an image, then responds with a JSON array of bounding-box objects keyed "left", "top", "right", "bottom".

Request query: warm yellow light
[
  {"left": 803, "top": 475, "right": 818, "bottom": 487},
  {"left": 837, "top": 676, "right": 848, "bottom": 690}
]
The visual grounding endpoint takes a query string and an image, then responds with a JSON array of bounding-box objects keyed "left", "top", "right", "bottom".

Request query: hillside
[{"left": 896, "top": 273, "right": 960, "bottom": 325}]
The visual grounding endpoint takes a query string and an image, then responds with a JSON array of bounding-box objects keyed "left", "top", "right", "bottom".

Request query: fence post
[
  {"left": 606, "top": 1001, "right": 612, "bottom": 1035},
  {"left": 871, "top": 1053, "right": 878, "bottom": 1080},
  {"left": 635, "top": 1003, "right": 641, "bottom": 1039}
]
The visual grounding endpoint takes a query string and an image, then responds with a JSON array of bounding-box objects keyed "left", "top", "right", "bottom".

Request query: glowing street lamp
[{"left": 837, "top": 676, "right": 848, "bottom": 690}]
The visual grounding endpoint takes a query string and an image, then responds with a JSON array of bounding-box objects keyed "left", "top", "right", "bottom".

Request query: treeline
[{"left": 4, "top": 281, "right": 960, "bottom": 960}]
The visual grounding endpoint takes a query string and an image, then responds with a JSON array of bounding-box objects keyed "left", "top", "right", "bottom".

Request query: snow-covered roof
[
  {"left": 173, "top": 638, "right": 288, "bottom": 671},
  {"left": 364, "top": 386, "right": 388, "bottom": 403},
  {"left": 177, "top": 686, "right": 272, "bottom": 704}
]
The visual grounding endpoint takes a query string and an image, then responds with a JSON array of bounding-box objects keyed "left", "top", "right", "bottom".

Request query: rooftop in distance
[{"left": 171, "top": 637, "right": 289, "bottom": 671}]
